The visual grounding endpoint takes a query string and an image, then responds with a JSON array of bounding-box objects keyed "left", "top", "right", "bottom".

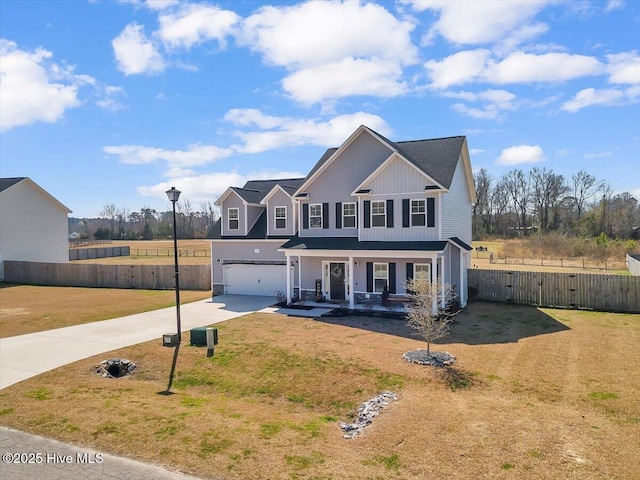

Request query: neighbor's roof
[
  {"left": 303, "top": 128, "right": 466, "bottom": 191},
  {"left": 0, "top": 177, "right": 71, "bottom": 213},
  {"left": 280, "top": 237, "right": 448, "bottom": 251},
  {"left": 0, "top": 177, "right": 27, "bottom": 192}
]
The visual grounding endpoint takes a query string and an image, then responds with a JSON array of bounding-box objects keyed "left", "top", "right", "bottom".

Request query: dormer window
[
  {"left": 275, "top": 206, "right": 286, "bottom": 229},
  {"left": 228, "top": 208, "right": 239, "bottom": 230}
]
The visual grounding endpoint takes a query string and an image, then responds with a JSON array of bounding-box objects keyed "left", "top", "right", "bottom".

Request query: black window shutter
[
  {"left": 366, "top": 262, "right": 373, "bottom": 292},
  {"left": 302, "top": 203, "right": 309, "bottom": 229},
  {"left": 427, "top": 198, "right": 435, "bottom": 227},
  {"left": 386, "top": 199, "right": 394, "bottom": 228},
  {"left": 335, "top": 202, "right": 342, "bottom": 229},
  {"left": 363, "top": 200, "right": 371, "bottom": 228},
  {"left": 402, "top": 199, "right": 410, "bottom": 228},
  {"left": 389, "top": 262, "right": 396, "bottom": 294},
  {"left": 406, "top": 262, "right": 414, "bottom": 282},
  {"left": 322, "top": 202, "right": 329, "bottom": 229}
]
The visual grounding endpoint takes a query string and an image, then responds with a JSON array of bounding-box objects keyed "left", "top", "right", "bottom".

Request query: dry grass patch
[
  {"left": 72, "top": 240, "right": 212, "bottom": 266},
  {"left": 0, "top": 304, "right": 638, "bottom": 479},
  {"left": 0, "top": 284, "right": 210, "bottom": 338}
]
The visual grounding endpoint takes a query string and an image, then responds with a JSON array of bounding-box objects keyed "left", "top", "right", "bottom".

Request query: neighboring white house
[
  {"left": 211, "top": 125, "right": 476, "bottom": 308},
  {"left": 0, "top": 177, "right": 71, "bottom": 279},
  {"left": 627, "top": 254, "right": 640, "bottom": 276}
]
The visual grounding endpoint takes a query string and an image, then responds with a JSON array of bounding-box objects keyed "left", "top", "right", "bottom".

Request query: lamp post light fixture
[
  {"left": 166, "top": 187, "right": 182, "bottom": 342},
  {"left": 162, "top": 186, "right": 181, "bottom": 394}
]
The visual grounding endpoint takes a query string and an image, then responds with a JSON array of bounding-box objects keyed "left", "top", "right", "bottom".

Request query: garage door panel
[{"left": 224, "top": 264, "right": 286, "bottom": 296}]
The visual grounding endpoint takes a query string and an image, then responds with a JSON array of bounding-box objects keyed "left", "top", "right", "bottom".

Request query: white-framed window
[
  {"left": 342, "top": 202, "right": 356, "bottom": 228},
  {"left": 414, "top": 263, "right": 431, "bottom": 282},
  {"left": 371, "top": 200, "right": 386, "bottom": 227},
  {"left": 374, "top": 263, "right": 388, "bottom": 293},
  {"left": 274, "top": 206, "right": 286, "bottom": 229},
  {"left": 411, "top": 199, "right": 426, "bottom": 227},
  {"left": 228, "top": 208, "right": 239, "bottom": 230},
  {"left": 309, "top": 203, "right": 322, "bottom": 229}
]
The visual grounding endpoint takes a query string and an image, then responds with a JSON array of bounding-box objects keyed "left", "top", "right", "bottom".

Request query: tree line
[
  {"left": 69, "top": 200, "right": 220, "bottom": 240},
  {"left": 473, "top": 167, "right": 639, "bottom": 240}
]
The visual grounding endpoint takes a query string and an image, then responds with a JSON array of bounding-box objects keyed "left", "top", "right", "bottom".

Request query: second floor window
[
  {"left": 275, "top": 206, "right": 286, "bottom": 229},
  {"left": 343, "top": 202, "right": 356, "bottom": 228},
  {"left": 411, "top": 199, "right": 426, "bottom": 226},
  {"left": 228, "top": 208, "right": 239, "bottom": 230},
  {"left": 309, "top": 203, "right": 322, "bottom": 229},
  {"left": 371, "top": 201, "right": 386, "bottom": 227}
]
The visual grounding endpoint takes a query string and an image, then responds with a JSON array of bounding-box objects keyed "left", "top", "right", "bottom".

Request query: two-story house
[{"left": 211, "top": 125, "right": 476, "bottom": 308}]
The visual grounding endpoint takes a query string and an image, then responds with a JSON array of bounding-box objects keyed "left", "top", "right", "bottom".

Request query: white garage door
[{"left": 224, "top": 264, "right": 287, "bottom": 296}]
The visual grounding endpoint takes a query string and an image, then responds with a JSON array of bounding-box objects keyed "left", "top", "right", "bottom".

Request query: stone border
[{"left": 402, "top": 350, "right": 455, "bottom": 367}]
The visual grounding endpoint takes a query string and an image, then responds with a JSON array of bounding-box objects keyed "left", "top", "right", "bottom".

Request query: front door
[{"left": 329, "top": 262, "right": 346, "bottom": 300}]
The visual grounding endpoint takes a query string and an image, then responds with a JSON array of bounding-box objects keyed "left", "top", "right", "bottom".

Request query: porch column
[
  {"left": 298, "top": 256, "right": 302, "bottom": 299},
  {"left": 432, "top": 257, "right": 439, "bottom": 315},
  {"left": 460, "top": 251, "right": 465, "bottom": 306},
  {"left": 440, "top": 256, "right": 446, "bottom": 309},
  {"left": 286, "top": 253, "right": 292, "bottom": 304},
  {"left": 348, "top": 256, "right": 355, "bottom": 309}
]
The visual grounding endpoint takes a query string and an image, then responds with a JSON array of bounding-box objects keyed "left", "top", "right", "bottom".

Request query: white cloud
[
  {"left": 137, "top": 170, "right": 305, "bottom": 205},
  {"left": 445, "top": 89, "right": 518, "bottom": 119},
  {"left": 157, "top": 3, "right": 239, "bottom": 49},
  {"left": 112, "top": 23, "right": 164, "bottom": 75},
  {"left": 238, "top": 0, "right": 417, "bottom": 104},
  {"left": 606, "top": 51, "right": 640, "bottom": 84},
  {"left": 0, "top": 40, "right": 79, "bottom": 131},
  {"left": 604, "top": 0, "right": 625, "bottom": 13},
  {"left": 224, "top": 110, "right": 391, "bottom": 154},
  {"left": 496, "top": 145, "right": 546, "bottom": 165},
  {"left": 282, "top": 58, "right": 407, "bottom": 104},
  {"left": 561, "top": 86, "right": 640, "bottom": 112},
  {"left": 240, "top": 1, "right": 417, "bottom": 68},
  {"left": 469, "top": 148, "right": 486, "bottom": 156},
  {"left": 426, "top": 50, "right": 603, "bottom": 88},
  {"left": 583, "top": 151, "right": 612, "bottom": 159},
  {"left": 0, "top": 39, "right": 124, "bottom": 131},
  {"left": 103, "top": 143, "right": 233, "bottom": 167},
  {"left": 406, "top": 0, "right": 549, "bottom": 47}
]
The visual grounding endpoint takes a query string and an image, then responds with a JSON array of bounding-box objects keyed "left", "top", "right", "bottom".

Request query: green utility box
[{"left": 190, "top": 327, "right": 218, "bottom": 346}]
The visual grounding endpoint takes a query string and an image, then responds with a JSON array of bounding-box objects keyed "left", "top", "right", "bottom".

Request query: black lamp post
[{"left": 166, "top": 187, "right": 182, "bottom": 342}]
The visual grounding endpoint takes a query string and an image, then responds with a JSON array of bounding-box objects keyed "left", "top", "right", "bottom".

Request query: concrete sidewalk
[{"left": 0, "top": 295, "right": 274, "bottom": 390}]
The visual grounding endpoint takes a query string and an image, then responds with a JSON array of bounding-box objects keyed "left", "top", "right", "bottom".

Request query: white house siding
[
  {"left": 300, "top": 132, "right": 392, "bottom": 237},
  {"left": 363, "top": 156, "right": 438, "bottom": 194},
  {"left": 0, "top": 180, "right": 69, "bottom": 278},
  {"left": 211, "top": 240, "right": 293, "bottom": 294},
  {"left": 440, "top": 157, "right": 472, "bottom": 245},
  {"left": 266, "top": 189, "right": 296, "bottom": 236},
  {"left": 220, "top": 194, "right": 247, "bottom": 237}
]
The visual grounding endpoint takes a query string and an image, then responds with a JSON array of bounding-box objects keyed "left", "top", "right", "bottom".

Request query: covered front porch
[{"left": 279, "top": 237, "right": 455, "bottom": 310}]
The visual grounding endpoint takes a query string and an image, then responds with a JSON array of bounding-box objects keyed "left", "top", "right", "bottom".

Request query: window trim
[
  {"left": 410, "top": 199, "right": 426, "bottom": 227},
  {"left": 309, "top": 203, "right": 323, "bottom": 229},
  {"left": 227, "top": 207, "right": 239, "bottom": 231},
  {"left": 371, "top": 200, "right": 386, "bottom": 228},
  {"left": 414, "top": 263, "right": 431, "bottom": 283},
  {"left": 274, "top": 206, "right": 287, "bottom": 230},
  {"left": 373, "top": 262, "right": 388, "bottom": 293},
  {"left": 342, "top": 202, "right": 356, "bottom": 229}
]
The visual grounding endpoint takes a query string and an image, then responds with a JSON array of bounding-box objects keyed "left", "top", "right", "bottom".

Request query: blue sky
[{"left": 1, "top": 0, "right": 638, "bottom": 218}]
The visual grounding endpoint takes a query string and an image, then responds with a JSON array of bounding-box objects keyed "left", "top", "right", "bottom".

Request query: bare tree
[
  {"left": 530, "top": 167, "right": 569, "bottom": 232},
  {"left": 405, "top": 278, "right": 459, "bottom": 356},
  {"left": 572, "top": 170, "right": 602, "bottom": 220},
  {"left": 503, "top": 169, "right": 530, "bottom": 234},
  {"left": 473, "top": 168, "right": 492, "bottom": 238},
  {"left": 99, "top": 203, "right": 117, "bottom": 236}
]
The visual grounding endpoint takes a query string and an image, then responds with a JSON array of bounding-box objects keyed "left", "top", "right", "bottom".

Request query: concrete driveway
[{"left": 0, "top": 295, "right": 274, "bottom": 390}]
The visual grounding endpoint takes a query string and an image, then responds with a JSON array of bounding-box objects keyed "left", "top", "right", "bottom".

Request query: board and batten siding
[
  {"left": 440, "top": 156, "right": 472, "bottom": 245},
  {"left": 220, "top": 193, "right": 247, "bottom": 236},
  {"left": 300, "top": 132, "right": 392, "bottom": 237},
  {"left": 266, "top": 189, "right": 296, "bottom": 237}
]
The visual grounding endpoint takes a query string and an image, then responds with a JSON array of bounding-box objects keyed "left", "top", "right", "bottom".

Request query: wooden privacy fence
[
  {"left": 468, "top": 269, "right": 640, "bottom": 313},
  {"left": 69, "top": 246, "right": 130, "bottom": 261},
  {"left": 3, "top": 261, "right": 211, "bottom": 291}
]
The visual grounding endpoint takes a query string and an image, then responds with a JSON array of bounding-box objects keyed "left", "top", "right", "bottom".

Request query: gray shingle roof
[
  {"left": 0, "top": 177, "right": 26, "bottom": 192},
  {"left": 301, "top": 128, "right": 465, "bottom": 190},
  {"left": 230, "top": 178, "right": 306, "bottom": 204},
  {"left": 281, "top": 237, "right": 448, "bottom": 252}
]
